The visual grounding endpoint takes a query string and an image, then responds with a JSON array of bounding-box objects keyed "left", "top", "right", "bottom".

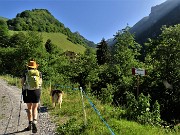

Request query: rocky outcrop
[{"left": 130, "top": 0, "right": 180, "bottom": 43}]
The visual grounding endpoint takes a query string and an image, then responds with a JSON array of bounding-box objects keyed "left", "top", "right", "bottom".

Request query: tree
[
  {"left": 45, "top": 39, "right": 56, "bottom": 54},
  {"left": 0, "top": 19, "right": 9, "bottom": 47},
  {"left": 68, "top": 51, "right": 98, "bottom": 90},
  {"left": 12, "top": 31, "right": 46, "bottom": 76},
  {"left": 144, "top": 24, "right": 180, "bottom": 122},
  {"left": 9, "top": 32, "right": 26, "bottom": 47},
  {"left": 96, "top": 38, "right": 110, "bottom": 65},
  {"left": 110, "top": 29, "right": 143, "bottom": 105}
]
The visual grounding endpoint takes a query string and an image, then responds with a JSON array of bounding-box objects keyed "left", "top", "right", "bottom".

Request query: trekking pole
[{"left": 17, "top": 88, "right": 23, "bottom": 131}]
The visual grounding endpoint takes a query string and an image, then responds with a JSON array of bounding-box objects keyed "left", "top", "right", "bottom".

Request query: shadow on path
[{"left": 3, "top": 128, "right": 29, "bottom": 135}]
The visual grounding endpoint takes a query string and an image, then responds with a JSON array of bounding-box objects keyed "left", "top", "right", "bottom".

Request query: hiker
[{"left": 21, "top": 60, "right": 42, "bottom": 133}]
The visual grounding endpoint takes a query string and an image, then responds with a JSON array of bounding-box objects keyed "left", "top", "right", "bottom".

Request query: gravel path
[{"left": 0, "top": 79, "right": 57, "bottom": 135}]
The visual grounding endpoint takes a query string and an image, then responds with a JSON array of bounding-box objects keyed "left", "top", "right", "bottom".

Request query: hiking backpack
[{"left": 25, "top": 69, "right": 42, "bottom": 90}]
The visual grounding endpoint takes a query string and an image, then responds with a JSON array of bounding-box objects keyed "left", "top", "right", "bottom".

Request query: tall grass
[
  {"left": 0, "top": 76, "right": 179, "bottom": 135},
  {"left": 43, "top": 87, "right": 179, "bottom": 135},
  {"left": 0, "top": 74, "right": 21, "bottom": 88}
]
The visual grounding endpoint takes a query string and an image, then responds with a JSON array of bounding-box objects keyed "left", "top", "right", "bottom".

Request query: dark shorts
[{"left": 22, "top": 89, "right": 41, "bottom": 103}]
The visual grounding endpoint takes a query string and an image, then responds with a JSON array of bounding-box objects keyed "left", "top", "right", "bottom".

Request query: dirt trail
[{"left": 0, "top": 79, "right": 56, "bottom": 135}]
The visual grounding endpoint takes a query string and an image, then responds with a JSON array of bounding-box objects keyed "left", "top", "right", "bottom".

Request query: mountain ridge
[
  {"left": 130, "top": 0, "right": 180, "bottom": 36},
  {"left": 130, "top": 0, "right": 180, "bottom": 44},
  {"left": 107, "top": 0, "right": 180, "bottom": 46},
  {"left": 2, "top": 9, "right": 96, "bottom": 48}
]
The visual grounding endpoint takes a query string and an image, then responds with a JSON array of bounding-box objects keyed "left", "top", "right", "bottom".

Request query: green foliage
[
  {"left": 144, "top": 24, "right": 180, "bottom": 121},
  {"left": 0, "top": 19, "right": 10, "bottom": 47},
  {"left": 67, "top": 51, "right": 99, "bottom": 89},
  {"left": 99, "top": 84, "right": 114, "bottom": 104},
  {"left": 96, "top": 38, "right": 111, "bottom": 65},
  {"left": 126, "top": 92, "right": 138, "bottom": 120},
  {"left": 126, "top": 92, "right": 162, "bottom": 125},
  {"left": 1, "top": 76, "right": 179, "bottom": 135},
  {"left": 0, "top": 47, "right": 19, "bottom": 74},
  {"left": 103, "top": 29, "right": 144, "bottom": 106},
  {"left": 151, "top": 100, "right": 161, "bottom": 126},
  {"left": 45, "top": 39, "right": 57, "bottom": 54}
]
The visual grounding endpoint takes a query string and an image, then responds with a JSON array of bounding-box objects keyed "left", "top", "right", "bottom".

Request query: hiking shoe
[
  {"left": 32, "top": 123, "right": 37, "bottom": 133},
  {"left": 24, "top": 123, "right": 32, "bottom": 131}
]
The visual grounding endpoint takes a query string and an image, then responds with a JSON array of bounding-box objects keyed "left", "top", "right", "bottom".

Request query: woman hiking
[{"left": 21, "top": 60, "right": 42, "bottom": 133}]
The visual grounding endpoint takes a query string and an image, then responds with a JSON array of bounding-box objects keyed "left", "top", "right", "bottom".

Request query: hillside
[
  {"left": 41, "top": 32, "right": 86, "bottom": 53},
  {"left": 107, "top": 0, "right": 180, "bottom": 46},
  {"left": 6, "top": 9, "right": 96, "bottom": 48},
  {"left": 129, "top": 0, "right": 180, "bottom": 44},
  {"left": 8, "top": 30, "right": 86, "bottom": 54},
  {"left": 0, "top": 16, "right": 8, "bottom": 21}
]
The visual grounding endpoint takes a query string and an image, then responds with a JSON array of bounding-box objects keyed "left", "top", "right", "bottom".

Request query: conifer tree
[
  {"left": 45, "top": 39, "right": 55, "bottom": 54},
  {"left": 0, "top": 19, "right": 9, "bottom": 47},
  {"left": 96, "top": 38, "right": 110, "bottom": 65}
]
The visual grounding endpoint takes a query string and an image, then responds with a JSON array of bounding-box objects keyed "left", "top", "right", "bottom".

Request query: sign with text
[{"left": 132, "top": 68, "right": 146, "bottom": 76}]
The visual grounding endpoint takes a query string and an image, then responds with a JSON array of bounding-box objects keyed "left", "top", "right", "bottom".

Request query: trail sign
[
  {"left": 132, "top": 68, "right": 146, "bottom": 76},
  {"left": 132, "top": 67, "right": 146, "bottom": 97}
]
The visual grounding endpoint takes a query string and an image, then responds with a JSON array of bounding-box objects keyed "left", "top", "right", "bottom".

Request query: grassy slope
[
  {"left": 41, "top": 86, "right": 179, "bottom": 135},
  {"left": 41, "top": 32, "right": 86, "bottom": 54},
  {"left": 9, "top": 31, "right": 86, "bottom": 54}
]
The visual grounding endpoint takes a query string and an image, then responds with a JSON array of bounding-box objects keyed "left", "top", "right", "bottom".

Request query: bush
[{"left": 125, "top": 92, "right": 161, "bottom": 125}]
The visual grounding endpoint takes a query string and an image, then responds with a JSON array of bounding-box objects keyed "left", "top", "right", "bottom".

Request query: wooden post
[
  {"left": 137, "top": 75, "right": 140, "bottom": 97},
  {"left": 50, "top": 81, "right": 52, "bottom": 101},
  {"left": 80, "top": 87, "right": 87, "bottom": 125}
]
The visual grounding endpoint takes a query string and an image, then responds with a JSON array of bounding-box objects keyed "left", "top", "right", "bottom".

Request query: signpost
[
  {"left": 132, "top": 68, "right": 146, "bottom": 97},
  {"left": 132, "top": 68, "right": 146, "bottom": 76}
]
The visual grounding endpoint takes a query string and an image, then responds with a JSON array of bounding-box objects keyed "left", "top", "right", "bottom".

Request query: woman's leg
[
  {"left": 25, "top": 103, "right": 33, "bottom": 130},
  {"left": 32, "top": 103, "right": 39, "bottom": 133},
  {"left": 32, "top": 103, "right": 39, "bottom": 120},
  {"left": 26, "top": 103, "right": 33, "bottom": 121}
]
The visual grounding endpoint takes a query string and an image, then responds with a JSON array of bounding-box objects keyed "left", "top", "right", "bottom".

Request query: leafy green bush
[{"left": 125, "top": 92, "right": 161, "bottom": 125}]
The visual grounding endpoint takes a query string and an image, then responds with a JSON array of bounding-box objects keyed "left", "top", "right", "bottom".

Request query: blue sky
[{"left": 0, "top": 0, "right": 167, "bottom": 43}]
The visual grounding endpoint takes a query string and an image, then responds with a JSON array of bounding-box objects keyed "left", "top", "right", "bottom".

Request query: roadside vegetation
[{"left": 0, "top": 75, "right": 179, "bottom": 135}]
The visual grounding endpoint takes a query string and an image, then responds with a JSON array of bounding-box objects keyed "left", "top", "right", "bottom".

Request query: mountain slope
[
  {"left": 9, "top": 30, "right": 86, "bottom": 54},
  {"left": 0, "top": 16, "right": 8, "bottom": 21},
  {"left": 6, "top": 9, "right": 96, "bottom": 48},
  {"left": 41, "top": 32, "right": 86, "bottom": 53},
  {"left": 130, "top": 0, "right": 180, "bottom": 44}
]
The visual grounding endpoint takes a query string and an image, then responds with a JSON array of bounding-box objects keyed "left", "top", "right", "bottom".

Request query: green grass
[
  {"left": 9, "top": 30, "right": 86, "bottom": 54},
  {"left": 41, "top": 32, "right": 86, "bottom": 54},
  {"left": 0, "top": 74, "right": 21, "bottom": 87},
  {"left": 1, "top": 76, "right": 180, "bottom": 135},
  {"left": 44, "top": 88, "right": 180, "bottom": 135}
]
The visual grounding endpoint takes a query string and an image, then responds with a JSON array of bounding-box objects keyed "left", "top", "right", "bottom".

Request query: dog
[{"left": 50, "top": 89, "right": 63, "bottom": 108}]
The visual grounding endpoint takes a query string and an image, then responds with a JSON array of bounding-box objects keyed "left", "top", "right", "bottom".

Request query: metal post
[{"left": 80, "top": 87, "right": 87, "bottom": 125}]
